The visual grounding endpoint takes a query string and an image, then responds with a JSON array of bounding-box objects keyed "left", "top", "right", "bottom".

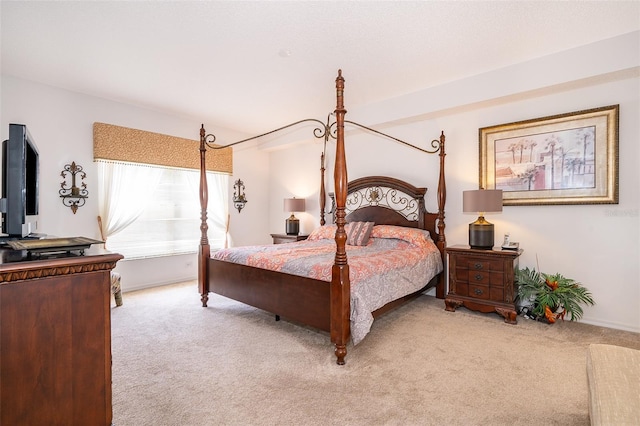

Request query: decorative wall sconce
[
  {"left": 233, "top": 179, "right": 248, "bottom": 213},
  {"left": 59, "top": 161, "right": 88, "bottom": 214}
]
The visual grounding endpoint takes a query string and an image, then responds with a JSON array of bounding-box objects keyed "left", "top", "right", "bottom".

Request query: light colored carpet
[{"left": 111, "top": 281, "right": 639, "bottom": 426}]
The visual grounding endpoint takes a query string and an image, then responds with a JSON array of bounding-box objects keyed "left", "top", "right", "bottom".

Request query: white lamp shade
[
  {"left": 463, "top": 189, "right": 503, "bottom": 213},
  {"left": 284, "top": 198, "right": 306, "bottom": 213}
]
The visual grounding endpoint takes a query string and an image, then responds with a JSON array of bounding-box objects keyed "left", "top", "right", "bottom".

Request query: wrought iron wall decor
[
  {"left": 59, "top": 161, "right": 88, "bottom": 214},
  {"left": 233, "top": 179, "right": 247, "bottom": 213}
]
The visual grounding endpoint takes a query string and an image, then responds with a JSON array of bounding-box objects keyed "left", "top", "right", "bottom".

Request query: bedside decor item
[
  {"left": 284, "top": 197, "right": 305, "bottom": 235},
  {"left": 501, "top": 241, "right": 519, "bottom": 251},
  {"left": 463, "top": 189, "right": 502, "bottom": 249},
  {"left": 233, "top": 179, "right": 247, "bottom": 213},
  {"left": 501, "top": 233, "right": 519, "bottom": 250},
  {"left": 479, "top": 104, "right": 618, "bottom": 206},
  {"left": 515, "top": 267, "right": 595, "bottom": 323},
  {"left": 59, "top": 161, "right": 88, "bottom": 214}
]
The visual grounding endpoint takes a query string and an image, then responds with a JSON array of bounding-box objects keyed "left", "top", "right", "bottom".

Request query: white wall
[
  {"left": 268, "top": 33, "right": 640, "bottom": 333},
  {"left": 0, "top": 76, "right": 270, "bottom": 291},
  {"left": 229, "top": 144, "right": 271, "bottom": 246}
]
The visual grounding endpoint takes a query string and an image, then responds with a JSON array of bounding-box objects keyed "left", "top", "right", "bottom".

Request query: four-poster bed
[{"left": 197, "top": 70, "right": 447, "bottom": 364}]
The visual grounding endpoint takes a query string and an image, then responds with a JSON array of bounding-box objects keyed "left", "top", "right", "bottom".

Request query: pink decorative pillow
[
  {"left": 307, "top": 225, "right": 337, "bottom": 241},
  {"left": 346, "top": 221, "right": 374, "bottom": 246},
  {"left": 370, "top": 225, "right": 433, "bottom": 248}
]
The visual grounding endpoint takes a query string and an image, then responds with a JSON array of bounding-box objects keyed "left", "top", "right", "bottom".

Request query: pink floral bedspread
[{"left": 212, "top": 225, "right": 443, "bottom": 344}]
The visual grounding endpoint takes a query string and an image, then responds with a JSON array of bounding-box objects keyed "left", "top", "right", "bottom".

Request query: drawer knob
[
  {"left": 474, "top": 288, "right": 484, "bottom": 295},
  {"left": 474, "top": 263, "right": 483, "bottom": 270},
  {"left": 475, "top": 274, "right": 483, "bottom": 281}
]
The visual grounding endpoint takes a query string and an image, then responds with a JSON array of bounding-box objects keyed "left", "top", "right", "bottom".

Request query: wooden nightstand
[
  {"left": 270, "top": 233, "right": 308, "bottom": 244},
  {"left": 444, "top": 244, "right": 523, "bottom": 324}
]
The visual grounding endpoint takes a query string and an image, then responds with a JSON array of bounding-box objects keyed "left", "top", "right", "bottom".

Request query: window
[{"left": 97, "top": 161, "right": 228, "bottom": 259}]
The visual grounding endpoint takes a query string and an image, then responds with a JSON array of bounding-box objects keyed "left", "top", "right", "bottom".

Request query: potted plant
[{"left": 515, "top": 267, "right": 595, "bottom": 323}]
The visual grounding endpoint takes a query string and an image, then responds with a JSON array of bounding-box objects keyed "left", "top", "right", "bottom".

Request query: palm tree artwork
[{"left": 494, "top": 126, "right": 595, "bottom": 192}]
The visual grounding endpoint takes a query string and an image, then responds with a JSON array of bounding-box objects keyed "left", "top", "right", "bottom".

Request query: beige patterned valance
[{"left": 93, "top": 122, "right": 232, "bottom": 174}]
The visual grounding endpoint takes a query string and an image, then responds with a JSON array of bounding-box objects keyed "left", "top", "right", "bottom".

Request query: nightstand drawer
[
  {"left": 463, "top": 257, "right": 503, "bottom": 272},
  {"left": 469, "top": 284, "right": 490, "bottom": 300},
  {"left": 467, "top": 283, "right": 505, "bottom": 302},
  {"left": 468, "top": 270, "right": 504, "bottom": 286},
  {"left": 468, "top": 270, "right": 489, "bottom": 284}
]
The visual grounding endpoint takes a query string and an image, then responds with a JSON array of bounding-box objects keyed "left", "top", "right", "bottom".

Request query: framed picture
[{"left": 479, "top": 105, "right": 619, "bottom": 206}]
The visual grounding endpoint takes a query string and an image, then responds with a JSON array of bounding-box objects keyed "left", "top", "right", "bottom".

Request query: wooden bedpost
[
  {"left": 199, "top": 124, "right": 211, "bottom": 307},
  {"left": 331, "top": 70, "right": 350, "bottom": 365},
  {"left": 320, "top": 151, "right": 326, "bottom": 226},
  {"left": 435, "top": 131, "right": 447, "bottom": 299}
]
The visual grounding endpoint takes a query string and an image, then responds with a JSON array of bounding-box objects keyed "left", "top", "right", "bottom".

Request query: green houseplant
[{"left": 515, "top": 267, "right": 595, "bottom": 323}]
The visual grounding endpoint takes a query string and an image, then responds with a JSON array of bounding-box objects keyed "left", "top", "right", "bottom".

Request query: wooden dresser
[
  {"left": 0, "top": 247, "right": 122, "bottom": 425},
  {"left": 444, "top": 244, "right": 522, "bottom": 324}
]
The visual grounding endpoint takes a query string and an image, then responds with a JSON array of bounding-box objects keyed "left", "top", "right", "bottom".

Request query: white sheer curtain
[
  {"left": 185, "top": 170, "right": 231, "bottom": 249},
  {"left": 96, "top": 161, "right": 164, "bottom": 243}
]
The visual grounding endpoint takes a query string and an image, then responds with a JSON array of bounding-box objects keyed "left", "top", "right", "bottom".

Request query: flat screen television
[{"left": 1, "top": 123, "right": 40, "bottom": 238}]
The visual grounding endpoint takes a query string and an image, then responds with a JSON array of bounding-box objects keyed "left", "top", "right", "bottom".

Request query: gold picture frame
[{"left": 479, "top": 105, "right": 619, "bottom": 206}]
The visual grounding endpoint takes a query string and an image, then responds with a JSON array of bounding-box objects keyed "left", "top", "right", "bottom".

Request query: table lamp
[
  {"left": 284, "top": 198, "right": 306, "bottom": 235},
  {"left": 463, "top": 189, "right": 503, "bottom": 249}
]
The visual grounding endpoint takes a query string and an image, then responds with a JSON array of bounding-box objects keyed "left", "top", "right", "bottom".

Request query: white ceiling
[{"left": 2, "top": 1, "right": 639, "bottom": 134}]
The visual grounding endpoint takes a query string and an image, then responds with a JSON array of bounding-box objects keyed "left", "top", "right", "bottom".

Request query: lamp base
[
  {"left": 469, "top": 219, "right": 494, "bottom": 250},
  {"left": 285, "top": 216, "right": 299, "bottom": 235}
]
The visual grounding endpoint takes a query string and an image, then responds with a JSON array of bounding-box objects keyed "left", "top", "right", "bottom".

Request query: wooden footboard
[{"left": 209, "top": 259, "right": 330, "bottom": 332}]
